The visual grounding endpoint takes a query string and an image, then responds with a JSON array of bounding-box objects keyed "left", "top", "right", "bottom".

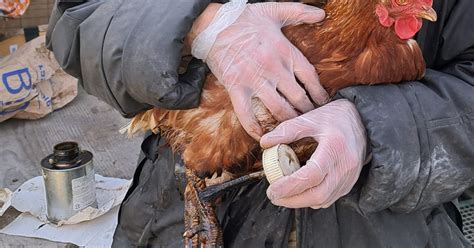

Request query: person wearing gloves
[{"left": 46, "top": 0, "right": 474, "bottom": 247}]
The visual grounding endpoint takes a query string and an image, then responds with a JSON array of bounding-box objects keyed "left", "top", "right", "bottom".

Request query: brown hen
[{"left": 128, "top": 0, "right": 436, "bottom": 176}]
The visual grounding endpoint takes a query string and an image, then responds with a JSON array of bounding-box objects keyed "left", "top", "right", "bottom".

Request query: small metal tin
[{"left": 41, "top": 142, "right": 97, "bottom": 224}]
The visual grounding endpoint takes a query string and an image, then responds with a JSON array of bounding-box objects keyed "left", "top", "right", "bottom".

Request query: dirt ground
[{"left": 0, "top": 86, "right": 142, "bottom": 247}]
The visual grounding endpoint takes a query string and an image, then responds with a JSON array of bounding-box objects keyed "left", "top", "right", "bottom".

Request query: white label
[
  {"left": 9, "top": 44, "right": 18, "bottom": 54},
  {"left": 71, "top": 170, "right": 96, "bottom": 211}
]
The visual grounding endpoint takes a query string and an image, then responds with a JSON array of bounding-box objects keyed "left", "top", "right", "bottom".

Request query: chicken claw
[{"left": 184, "top": 169, "right": 223, "bottom": 248}]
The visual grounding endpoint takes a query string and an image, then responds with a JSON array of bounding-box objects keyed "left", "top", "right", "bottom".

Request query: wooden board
[{"left": 0, "top": 86, "right": 142, "bottom": 247}]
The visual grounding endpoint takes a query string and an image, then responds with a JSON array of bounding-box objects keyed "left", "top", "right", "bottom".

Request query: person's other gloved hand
[
  {"left": 190, "top": 1, "right": 329, "bottom": 140},
  {"left": 260, "top": 99, "right": 368, "bottom": 209}
]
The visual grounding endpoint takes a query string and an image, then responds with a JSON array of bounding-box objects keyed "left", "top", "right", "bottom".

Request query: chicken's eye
[{"left": 395, "top": 0, "right": 408, "bottom": 5}]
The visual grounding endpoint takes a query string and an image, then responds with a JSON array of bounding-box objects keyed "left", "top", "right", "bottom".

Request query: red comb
[{"left": 420, "top": 0, "right": 433, "bottom": 6}]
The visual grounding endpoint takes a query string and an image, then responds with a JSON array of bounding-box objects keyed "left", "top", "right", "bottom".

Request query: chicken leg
[{"left": 183, "top": 169, "right": 223, "bottom": 248}]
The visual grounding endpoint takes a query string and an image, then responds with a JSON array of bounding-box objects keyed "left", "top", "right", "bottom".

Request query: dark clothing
[
  {"left": 46, "top": 0, "right": 210, "bottom": 117},
  {"left": 46, "top": 0, "right": 474, "bottom": 247},
  {"left": 336, "top": 0, "right": 474, "bottom": 214},
  {"left": 113, "top": 133, "right": 469, "bottom": 247}
]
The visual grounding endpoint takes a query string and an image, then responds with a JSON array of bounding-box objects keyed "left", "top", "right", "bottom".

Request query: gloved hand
[
  {"left": 260, "top": 99, "right": 368, "bottom": 209},
  {"left": 191, "top": 1, "right": 329, "bottom": 140}
]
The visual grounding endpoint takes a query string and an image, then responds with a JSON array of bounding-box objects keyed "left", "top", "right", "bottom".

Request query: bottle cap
[{"left": 262, "top": 144, "right": 301, "bottom": 184}]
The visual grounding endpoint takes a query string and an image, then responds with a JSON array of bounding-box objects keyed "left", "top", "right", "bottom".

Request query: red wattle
[
  {"left": 394, "top": 16, "right": 422, "bottom": 40},
  {"left": 376, "top": 5, "right": 394, "bottom": 27}
]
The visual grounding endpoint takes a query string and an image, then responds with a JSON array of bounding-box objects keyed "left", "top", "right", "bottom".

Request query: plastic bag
[{"left": 0, "top": 0, "right": 29, "bottom": 18}]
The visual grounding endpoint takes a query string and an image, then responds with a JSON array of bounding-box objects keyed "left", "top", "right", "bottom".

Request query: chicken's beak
[{"left": 417, "top": 6, "right": 437, "bottom": 22}]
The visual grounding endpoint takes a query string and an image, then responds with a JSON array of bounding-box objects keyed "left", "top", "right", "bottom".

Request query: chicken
[
  {"left": 125, "top": 0, "right": 437, "bottom": 246},
  {"left": 129, "top": 0, "right": 436, "bottom": 175}
]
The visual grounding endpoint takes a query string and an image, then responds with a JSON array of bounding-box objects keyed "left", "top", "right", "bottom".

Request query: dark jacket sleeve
[
  {"left": 46, "top": 0, "right": 210, "bottom": 117},
  {"left": 337, "top": 0, "right": 474, "bottom": 213}
]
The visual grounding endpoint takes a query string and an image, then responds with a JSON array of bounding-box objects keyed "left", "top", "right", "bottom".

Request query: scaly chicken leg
[{"left": 183, "top": 169, "right": 223, "bottom": 248}]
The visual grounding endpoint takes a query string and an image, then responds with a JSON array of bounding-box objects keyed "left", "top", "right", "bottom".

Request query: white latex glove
[
  {"left": 191, "top": 1, "right": 329, "bottom": 140},
  {"left": 260, "top": 99, "right": 367, "bottom": 209}
]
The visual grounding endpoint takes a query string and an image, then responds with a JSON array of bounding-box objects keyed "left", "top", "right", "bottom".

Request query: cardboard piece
[{"left": 0, "top": 35, "right": 25, "bottom": 60}]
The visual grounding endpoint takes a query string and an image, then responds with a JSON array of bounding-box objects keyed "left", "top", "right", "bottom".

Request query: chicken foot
[{"left": 183, "top": 169, "right": 223, "bottom": 248}]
